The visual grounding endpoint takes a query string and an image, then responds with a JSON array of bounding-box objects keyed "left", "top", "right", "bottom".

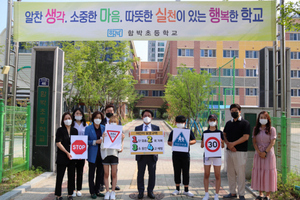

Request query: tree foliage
[
  {"left": 164, "top": 67, "right": 218, "bottom": 123},
  {"left": 278, "top": 0, "right": 300, "bottom": 31}
]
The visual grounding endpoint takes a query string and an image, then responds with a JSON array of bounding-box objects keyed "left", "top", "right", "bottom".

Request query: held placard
[
  {"left": 130, "top": 131, "right": 164, "bottom": 155},
  {"left": 70, "top": 135, "right": 88, "bottom": 159},
  {"left": 203, "top": 132, "right": 222, "bottom": 158}
]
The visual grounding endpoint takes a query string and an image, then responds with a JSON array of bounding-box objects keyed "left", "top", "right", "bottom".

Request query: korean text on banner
[
  {"left": 172, "top": 128, "right": 190, "bottom": 153},
  {"left": 70, "top": 135, "right": 88, "bottom": 159},
  {"left": 103, "top": 124, "right": 123, "bottom": 150},
  {"left": 130, "top": 131, "right": 164, "bottom": 155},
  {"left": 14, "top": 1, "right": 275, "bottom": 42},
  {"left": 203, "top": 132, "right": 222, "bottom": 158}
]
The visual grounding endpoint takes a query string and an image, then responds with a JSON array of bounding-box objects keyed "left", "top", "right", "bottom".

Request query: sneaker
[
  {"left": 202, "top": 194, "right": 209, "bottom": 200},
  {"left": 171, "top": 190, "right": 180, "bottom": 195},
  {"left": 183, "top": 191, "right": 194, "bottom": 197},
  {"left": 214, "top": 194, "right": 219, "bottom": 200},
  {"left": 72, "top": 191, "right": 76, "bottom": 197},
  {"left": 104, "top": 191, "right": 110, "bottom": 200},
  {"left": 77, "top": 191, "right": 82, "bottom": 197},
  {"left": 110, "top": 191, "right": 116, "bottom": 200}
]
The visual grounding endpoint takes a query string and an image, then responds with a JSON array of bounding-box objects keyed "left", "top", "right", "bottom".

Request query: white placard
[
  {"left": 103, "top": 124, "right": 123, "bottom": 150},
  {"left": 172, "top": 128, "right": 190, "bottom": 153},
  {"left": 203, "top": 132, "right": 222, "bottom": 158},
  {"left": 130, "top": 131, "right": 164, "bottom": 155},
  {"left": 70, "top": 135, "right": 88, "bottom": 159}
]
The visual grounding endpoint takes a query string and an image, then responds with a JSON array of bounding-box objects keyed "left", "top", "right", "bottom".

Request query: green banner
[{"left": 36, "top": 87, "right": 49, "bottom": 146}]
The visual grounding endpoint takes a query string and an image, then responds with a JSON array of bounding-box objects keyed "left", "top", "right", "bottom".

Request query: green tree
[
  {"left": 278, "top": 1, "right": 300, "bottom": 31},
  {"left": 164, "top": 67, "right": 218, "bottom": 126}
]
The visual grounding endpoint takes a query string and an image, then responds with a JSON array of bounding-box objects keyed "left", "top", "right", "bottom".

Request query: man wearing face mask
[
  {"left": 100, "top": 104, "right": 122, "bottom": 191},
  {"left": 134, "top": 110, "right": 160, "bottom": 199},
  {"left": 223, "top": 104, "right": 250, "bottom": 200}
]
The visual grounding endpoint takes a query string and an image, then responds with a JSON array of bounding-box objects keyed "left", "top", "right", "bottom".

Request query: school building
[{"left": 133, "top": 29, "right": 300, "bottom": 118}]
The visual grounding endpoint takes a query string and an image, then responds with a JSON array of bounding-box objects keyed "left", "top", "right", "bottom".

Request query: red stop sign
[{"left": 72, "top": 140, "right": 86, "bottom": 155}]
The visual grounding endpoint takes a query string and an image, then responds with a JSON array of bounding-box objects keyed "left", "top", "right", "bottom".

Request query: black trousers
[
  {"left": 55, "top": 161, "right": 75, "bottom": 196},
  {"left": 137, "top": 155, "right": 156, "bottom": 193},
  {"left": 75, "top": 159, "right": 85, "bottom": 191},
  {"left": 172, "top": 155, "right": 190, "bottom": 185},
  {"left": 88, "top": 156, "right": 104, "bottom": 194}
]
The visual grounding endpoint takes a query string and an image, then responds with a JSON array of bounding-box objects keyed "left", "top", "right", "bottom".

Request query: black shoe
[
  {"left": 115, "top": 185, "right": 120, "bottom": 190},
  {"left": 147, "top": 192, "right": 155, "bottom": 199},
  {"left": 256, "top": 196, "right": 263, "bottom": 200},
  {"left": 263, "top": 197, "right": 270, "bottom": 200},
  {"left": 239, "top": 196, "right": 246, "bottom": 200},
  {"left": 96, "top": 192, "right": 105, "bottom": 197},
  {"left": 68, "top": 196, "right": 73, "bottom": 200},
  {"left": 223, "top": 193, "right": 237, "bottom": 198},
  {"left": 91, "top": 193, "right": 97, "bottom": 199},
  {"left": 56, "top": 197, "right": 63, "bottom": 200},
  {"left": 138, "top": 192, "right": 144, "bottom": 199},
  {"left": 100, "top": 184, "right": 105, "bottom": 192}
]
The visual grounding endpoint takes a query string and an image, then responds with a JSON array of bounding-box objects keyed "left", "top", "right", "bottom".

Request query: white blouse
[{"left": 74, "top": 122, "right": 86, "bottom": 135}]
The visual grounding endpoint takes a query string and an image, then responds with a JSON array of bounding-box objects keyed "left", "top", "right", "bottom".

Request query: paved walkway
[{"left": 11, "top": 119, "right": 255, "bottom": 200}]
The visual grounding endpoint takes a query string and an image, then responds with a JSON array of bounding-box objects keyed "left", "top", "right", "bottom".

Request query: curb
[
  {"left": 1, "top": 172, "right": 54, "bottom": 200},
  {"left": 245, "top": 183, "right": 259, "bottom": 198},
  {"left": 163, "top": 120, "right": 173, "bottom": 131}
]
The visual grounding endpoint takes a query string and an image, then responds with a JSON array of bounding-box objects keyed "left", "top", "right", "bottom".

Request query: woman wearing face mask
[
  {"left": 251, "top": 111, "right": 277, "bottom": 200},
  {"left": 71, "top": 108, "right": 87, "bottom": 197},
  {"left": 55, "top": 112, "right": 78, "bottom": 200},
  {"left": 85, "top": 111, "right": 105, "bottom": 199},
  {"left": 201, "top": 114, "right": 224, "bottom": 200}
]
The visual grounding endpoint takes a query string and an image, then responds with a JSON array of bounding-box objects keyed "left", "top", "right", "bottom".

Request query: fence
[
  {"left": 272, "top": 112, "right": 300, "bottom": 183},
  {"left": 0, "top": 99, "right": 31, "bottom": 182}
]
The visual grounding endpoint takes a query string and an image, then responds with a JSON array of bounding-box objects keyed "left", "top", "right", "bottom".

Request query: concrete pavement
[{"left": 9, "top": 119, "right": 255, "bottom": 200}]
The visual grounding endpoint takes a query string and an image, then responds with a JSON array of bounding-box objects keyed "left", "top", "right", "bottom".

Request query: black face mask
[
  {"left": 106, "top": 113, "right": 113, "bottom": 118},
  {"left": 231, "top": 111, "right": 239, "bottom": 119}
]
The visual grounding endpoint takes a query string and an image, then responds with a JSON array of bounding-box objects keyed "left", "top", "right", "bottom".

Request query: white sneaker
[
  {"left": 202, "top": 193, "right": 209, "bottom": 200},
  {"left": 72, "top": 191, "right": 76, "bottom": 197},
  {"left": 77, "top": 191, "right": 82, "bottom": 197},
  {"left": 104, "top": 191, "right": 110, "bottom": 200},
  {"left": 183, "top": 191, "right": 194, "bottom": 197},
  {"left": 171, "top": 190, "right": 180, "bottom": 195},
  {"left": 110, "top": 191, "right": 116, "bottom": 200},
  {"left": 214, "top": 194, "right": 219, "bottom": 200}
]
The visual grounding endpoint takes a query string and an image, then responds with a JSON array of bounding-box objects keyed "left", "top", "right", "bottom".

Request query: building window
[
  {"left": 152, "top": 91, "right": 164, "bottom": 96},
  {"left": 223, "top": 50, "right": 239, "bottom": 58},
  {"left": 151, "top": 58, "right": 155, "bottom": 61},
  {"left": 245, "top": 51, "right": 258, "bottom": 58},
  {"left": 291, "top": 52, "right": 300, "bottom": 59},
  {"left": 151, "top": 69, "right": 156, "bottom": 74},
  {"left": 291, "top": 70, "right": 300, "bottom": 78},
  {"left": 246, "top": 69, "right": 258, "bottom": 77},
  {"left": 200, "top": 49, "right": 216, "bottom": 57},
  {"left": 158, "top": 42, "right": 165, "bottom": 46},
  {"left": 223, "top": 88, "right": 239, "bottom": 95},
  {"left": 291, "top": 108, "right": 300, "bottom": 116},
  {"left": 139, "top": 90, "right": 149, "bottom": 96},
  {"left": 151, "top": 48, "right": 155, "bottom": 52},
  {"left": 178, "top": 49, "right": 194, "bottom": 57},
  {"left": 201, "top": 68, "right": 217, "bottom": 76},
  {"left": 246, "top": 88, "right": 258, "bottom": 96},
  {"left": 158, "top": 53, "right": 164, "bottom": 57},
  {"left": 223, "top": 69, "right": 239, "bottom": 76},
  {"left": 150, "top": 79, "right": 155, "bottom": 84},
  {"left": 290, "top": 33, "right": 300, "bottom": 41},
  {"left": 141, "top": 69, "right": 149, "bottom": 74},
  {"left": 158, "top": 48, "right": 164, "bottom": 52},
  {"left": 291, "top": 89, "right": 300, "bottom": 96},
  {"left": 140, "top": 79, "right": 149, "bottom": 84},
  {"left": 158, "top": 59, "right": 163, "bottom": 62}
]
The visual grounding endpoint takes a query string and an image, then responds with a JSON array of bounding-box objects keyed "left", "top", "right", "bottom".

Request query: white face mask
[
  {"left": 75, "top": 115, "right": 82, "bottom": 121},
  {"left": 176, "top": 123, "right": 185, "bottom": 128},
  {"left": 94, "top": 119, "right": 102, "bottom": 125},
  {"left": 259, "top": 119, "right": 268, "bottom": 125},
  {"left": 143, "top": 117, "right": 151, "bottom": 124},
  {"left": 209, "top": 121, "right": 217, "bottom": 127},
  {"left": 64, "top": 119, "right": 72, "bottom": 126},
  {"left": 110, "top": 123, "right": 117, "bottom": 125}
]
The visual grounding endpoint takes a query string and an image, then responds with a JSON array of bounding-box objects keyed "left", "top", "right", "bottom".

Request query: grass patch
[
  {"left": 122, "top": 117, "right": 135, "bottom": 125},
  {"left": 0, "top": 166, "right": 44, "bottom": 195},
  {"left": 165, "top": 120, "right": 176, "bottom": 128},
  {"left": 3, "top": 157, "right": 26, "bottom": 171},
  {"left": 271, "top": 171, "right": 300, "bottom": 200}
]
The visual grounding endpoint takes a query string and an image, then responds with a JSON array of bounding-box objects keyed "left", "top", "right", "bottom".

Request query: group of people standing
[{"left": 54, "top": 103, "right": 277, "bottom": 200}]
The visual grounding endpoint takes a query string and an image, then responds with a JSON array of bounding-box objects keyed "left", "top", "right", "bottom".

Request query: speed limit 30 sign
[{"left": 203, "top": 133, "right": 222, "bottom": 158}]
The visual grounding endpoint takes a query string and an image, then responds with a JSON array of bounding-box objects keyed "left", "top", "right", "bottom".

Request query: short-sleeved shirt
[
  {"left": 168, "top": 129, "right": 196, "bottom": 158},
  {"left": 201, "top": 129, "right": 224, "bottom": 158},
  {"left": 223, "top": 118, "right": 250, "bottom": 151}
]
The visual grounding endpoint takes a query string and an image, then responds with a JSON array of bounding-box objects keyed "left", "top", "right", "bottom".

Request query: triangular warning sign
[
  {"left": 173, "top": 132, "right": 188, "bottom": 147},
  {"left": 107, "top": 130, "right": 120, "bottom": 143}
]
